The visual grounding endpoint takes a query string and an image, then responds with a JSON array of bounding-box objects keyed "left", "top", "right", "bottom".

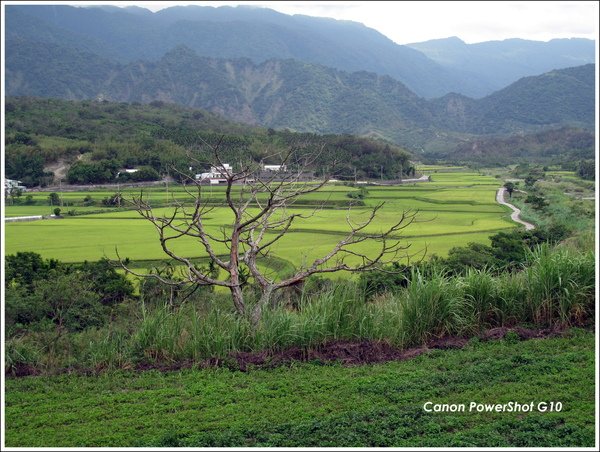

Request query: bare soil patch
[
  {"left": 8, "top": 325, "right": 572, "bottom": 377},
  {"left": 226, "top": 325, "right": 567, "bottom": 371}
]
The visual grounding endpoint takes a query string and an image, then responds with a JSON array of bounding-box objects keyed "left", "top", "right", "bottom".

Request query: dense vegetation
[
  {"left": 5, "top": 330, "right": 594, "bottom": 447},
  {"left": 577, "top": 160, "right": 595, "bottom": 180},
  {"left": 437, "top": 127, "right": 595, "bottom": 166},
  {"left": 359, "top": 225, "right": 573, "bottom": 297},
  {"left": 467, "top": 64, "right": 595, "bottom": 133},
  {"left": 5, "top": 97, "right": 411, "bottom": 186},
  {"left": 5, "top": 231, "right": 594, "bottom": 376},
  {"left": 6, "top": 253, "right": 133, "bottom": 333}
]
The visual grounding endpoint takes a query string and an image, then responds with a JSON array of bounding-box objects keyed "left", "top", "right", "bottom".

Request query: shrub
[
  {"left": 346, "top": 187, "right": 368, "bottom": 200},
  {"left": 5, "top": 337, "right": 42, "bottom": 376},
  {"left": 102, "top": 193, "right": 123, "bottom": 207},
  {"left": 67, "top": 160, "right": 119, "bottom": 184},
  {"left": 525, "top": 194, "right": 548, "bottom": 211},
  {"left": 5, "top": 251, "right": 61, "bottom": 288},
  {"left": 31, "top": 272, "right": 108, "bottom": 332},
  {"left": 130, "top": 166, "right": 160, "bottom": 182},
  {"left": 358, "top": 262, "right": 410, "bottom": 298},
  {"left": 445, "top": 243, "right": 498, "bottom": 275},
  {"left": 82, "top": 195, "right": 95, "bottom": 206},
  {"left": 5, "top": 285, "right": 48, "bottom": 327},
  {"left": 493, "top": 273, "right": 526, "bottom": 325},
  {"left": 5, "top": 253, "right": 132, "bottom": 329},
  {"left": 76, "top": 259, "right": 134, "bottom": 305},
  {"left": 48, "top": 192, "right": 60, "bottom": 205},
  {"left": 461, "top": 268, "right": 499, "bottom": 326}
]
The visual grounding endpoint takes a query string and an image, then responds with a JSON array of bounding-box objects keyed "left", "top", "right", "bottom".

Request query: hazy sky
[{"left": 23, "top": 0, "right": 598, "bottom": 44}]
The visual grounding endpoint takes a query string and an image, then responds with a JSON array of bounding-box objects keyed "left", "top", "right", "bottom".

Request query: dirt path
[{"left": 496, "top": 187, "right": 535, "bottom": 230}]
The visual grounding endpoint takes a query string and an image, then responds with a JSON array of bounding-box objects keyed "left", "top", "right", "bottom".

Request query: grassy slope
[{"left": 5, "top": 331, "right": 595, "bottom": 447}]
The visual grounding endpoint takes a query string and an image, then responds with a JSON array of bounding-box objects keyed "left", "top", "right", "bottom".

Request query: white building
[
  {"left": 212, "top": 164, "right": 232, "bottom": 174},
  {"left": 195, "top": 164, "right": 232, "bottom": 184},
  {"left": 116, "top": 168, "right": 139, "bottom": 178},
  {"left": 262, "top": 164, "right": 287, "bottom": 172},
  {"left": 5, "top": 179, "right": 27, "bottom": 194}
]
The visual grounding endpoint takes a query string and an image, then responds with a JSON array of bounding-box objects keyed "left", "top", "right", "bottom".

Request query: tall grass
[
  {"left": 397, "top": 268, "right": 471, "bottom": 347},
  {"left": 5, "top": 245, "right": 595, "bottom": 375},
  {"left": 493, "top": 272, "right": 527, "bottom": 325},
  {"left": 524, "top": 244, "right": 595, "bottom": 325}
]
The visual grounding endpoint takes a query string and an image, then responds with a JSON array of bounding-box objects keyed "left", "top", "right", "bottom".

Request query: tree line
[{"left": 5, "top": 97, "right": 411, "bottom": 186}]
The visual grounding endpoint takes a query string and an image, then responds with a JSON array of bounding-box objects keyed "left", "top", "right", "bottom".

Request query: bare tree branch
[{"left": 118, "top": 137, "right": 419, "bottom": 323}]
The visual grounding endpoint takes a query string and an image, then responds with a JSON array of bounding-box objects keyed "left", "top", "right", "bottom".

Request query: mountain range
[
  {"left": 5, "top": 4, "right": 595, "bottom": 98},
  {"left": 407, "top": 36, "right": 595, "bottom": 97},
  {"left": 4, "top": 4, "right": 596, "bottom": 158}
]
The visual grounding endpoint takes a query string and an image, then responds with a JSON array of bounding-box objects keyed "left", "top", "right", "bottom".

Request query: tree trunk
[
  {"left": 228, "top": 226, "right": 246, "bottom": 316},
  {"left": 230, "top": 284, "right": 246, "bottom": 316},
  {"left": 251, "top": 285, "right": 274, "bottom": 327}
]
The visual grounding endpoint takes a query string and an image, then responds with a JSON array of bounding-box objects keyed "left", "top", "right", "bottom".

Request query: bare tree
[{"left": 119, "top": 140, "right": 417, "bottom": 324}]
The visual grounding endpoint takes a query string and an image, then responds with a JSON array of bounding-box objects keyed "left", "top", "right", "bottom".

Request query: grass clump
[{"left": 524, "top": 244, "right": 595, "bottom": 325}]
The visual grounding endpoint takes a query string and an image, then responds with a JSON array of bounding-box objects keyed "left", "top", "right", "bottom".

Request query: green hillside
[
  {"left": 470, "top": 65, "right": 595, "bottom": 133},
  {"left": 4, "top": 97, "right": 412, "bottom": 187},
  {"left": 440, "top": 127, "right": 595, "bottom": 165},
  {"left": 6, "top": 39, "right": 595, "bottom": 156},
  {"left": 5, "top": 4, "right": 469, "bottom": 98}
]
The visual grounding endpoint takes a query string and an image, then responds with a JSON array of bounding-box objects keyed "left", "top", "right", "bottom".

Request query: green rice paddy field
[{"left": 4, "top": 170, "right": 515, "bottom": 271}]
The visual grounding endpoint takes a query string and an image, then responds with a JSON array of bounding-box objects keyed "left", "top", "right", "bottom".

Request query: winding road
[{"left": 496, "top": 187, "right": 535, "bottom": 230}]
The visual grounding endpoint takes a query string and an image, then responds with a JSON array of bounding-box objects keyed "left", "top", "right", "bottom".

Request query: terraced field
[{"left": 5, "top": 169, "right": 515, "bottom": 274}]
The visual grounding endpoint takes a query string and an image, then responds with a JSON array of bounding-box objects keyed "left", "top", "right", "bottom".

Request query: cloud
[{"left": 57, "top": 1, "right": 599, "bottom": 44}]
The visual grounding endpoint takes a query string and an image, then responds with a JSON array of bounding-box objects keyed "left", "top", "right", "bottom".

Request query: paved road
[
  {"left": 364, "top": 175, "right": 430, "bottom": 185},
  {"left": 4, "top": 214, "right": 58, "bottom": 223},
  {"left": 496, "top": 187, "right": 535, "bottom": 230}
]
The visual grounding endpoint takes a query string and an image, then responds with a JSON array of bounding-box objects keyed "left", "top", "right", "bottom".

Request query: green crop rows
[
  {"left": 4, "top": 330, "right": 594, "bottom": 447},
  {"left": 5, "top": 170, "right": 514, "bottom": 272}
]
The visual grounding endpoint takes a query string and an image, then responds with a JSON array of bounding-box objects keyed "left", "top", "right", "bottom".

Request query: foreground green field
[
  {"left": 4, "top": 330, "right": 594, "bottom": 447},
  {"left": 4, "top": 170, "right": 515, "bottom": 268}
]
